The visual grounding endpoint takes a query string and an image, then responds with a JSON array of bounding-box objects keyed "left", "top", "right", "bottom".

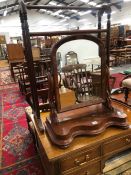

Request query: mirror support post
[
  {"left": 19, "top": 0, "right": 44, "bottom": 132},
  {"left": 105, "top": 6, "right": 113, "bottom": 110},
  {"left": 98, "top": 11, "right": 102, "bottom": 39},
  {"left": 106, "top": 8, "right": 111, "bottom": 67}
]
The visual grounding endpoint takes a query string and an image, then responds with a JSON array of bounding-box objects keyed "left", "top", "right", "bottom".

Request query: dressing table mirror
[
  {"left": 45, "top": 34, "right": 129, "bottom": 148},
  {"left": 55, "top": 37, "right": 101, "bottom": 110},
  {"left": 19, "top": 0, "right": 129, "bottom": 148}
]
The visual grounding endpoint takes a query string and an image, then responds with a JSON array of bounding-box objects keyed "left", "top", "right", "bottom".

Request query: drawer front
[
  {"left": 61, "top": 146, "right": 101, "bottom": 172},
  {"left": 62, "top": 160, "right": 101, "bottom": 175},
  {"left": 103, "top": 134, "right": 131, "bottom": 155}
]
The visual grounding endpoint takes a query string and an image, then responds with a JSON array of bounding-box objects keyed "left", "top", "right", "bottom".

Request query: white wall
[{"left": 57, "top": 39, "right": 100, "bottom": 67}]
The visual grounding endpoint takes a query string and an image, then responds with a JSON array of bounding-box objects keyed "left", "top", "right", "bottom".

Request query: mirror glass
[{"left": 56, "top": 39, "right": 102, "bottom": 110}]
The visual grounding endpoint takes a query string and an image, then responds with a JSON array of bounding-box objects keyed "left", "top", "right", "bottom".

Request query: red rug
[
  {"left": 0, "top": 84, "right": 44, "bottom": 174},
  {"left": 3, "top": 90, "right": 25, "bottom": 106},
  {"left": 1, "top": 156, "right": 43, "bottom": 175},
  {"left": 0, "top": 84, "right": 18, "bottom": 90}
]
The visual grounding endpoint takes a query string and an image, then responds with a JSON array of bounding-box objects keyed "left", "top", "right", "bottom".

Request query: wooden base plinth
[{"left": 45, "top": 105, "right": 129, "bottom": 148}]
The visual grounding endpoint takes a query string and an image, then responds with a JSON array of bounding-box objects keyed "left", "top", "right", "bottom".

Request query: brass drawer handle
[
  {"left": 126, "top": 138, "right": 131, "bottom": 143},
  {"left": 85, "top": 171, "right": 90, "bottom": 175},
  {"left": 85, "top": 155, "right": 90, "bottom": 160},
  {"left": 74, "top": 154, "right": 90, "bottom": 166}
]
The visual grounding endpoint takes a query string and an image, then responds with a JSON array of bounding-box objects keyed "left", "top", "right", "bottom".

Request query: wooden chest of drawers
[
  {"left": 60, "top": 145, "right": 101, "bottom": 172},
  {"left": 60, "top": 146, "right": 101, "bottom": 172},
  {"left": 25, "top": 102, "right": 131, "bottom": 175},
  {"left": 62, "top": 160, "right": 101, "bottom": 175},
  {"left": 103, "top": 133, "right": 131, "bottom": 156}
]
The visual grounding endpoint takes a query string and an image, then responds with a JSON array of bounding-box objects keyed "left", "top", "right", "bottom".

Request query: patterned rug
[
  {"left": 0, "top": 84, "right": 44, "bottom": 175},
  {"left": 0, "top": 67, "right": 14, "bottom": 86}
]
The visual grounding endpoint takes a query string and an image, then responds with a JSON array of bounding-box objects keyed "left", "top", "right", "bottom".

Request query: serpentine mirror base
[{"left": 45, "top": 104, "right": 129, "bottom": 148}]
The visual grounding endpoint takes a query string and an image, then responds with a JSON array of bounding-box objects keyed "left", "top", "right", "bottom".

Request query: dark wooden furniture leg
[
  {"left": 124, "top": 87, "right": 129, "bottom": 102},
  {"left": 10, "top": 63, "right": 15, "bottom": 81}
]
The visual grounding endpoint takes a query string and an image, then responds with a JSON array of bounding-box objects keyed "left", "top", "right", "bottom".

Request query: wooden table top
[{"left": 26, "top": 101, "right": 131, "bottom": 161}]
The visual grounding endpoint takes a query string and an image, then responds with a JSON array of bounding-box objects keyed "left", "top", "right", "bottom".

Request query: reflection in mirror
[
  {"left": 56, "top": 39, "right": 102, "bottom": 110},
  {"left": 65, "top": 51, "right": 78, "bottom": 65}
]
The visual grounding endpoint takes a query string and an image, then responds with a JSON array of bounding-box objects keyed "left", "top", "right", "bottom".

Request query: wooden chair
[
  {"left": 74, "top": 72, "right": 101, "bottom": 103},
  {"left": 6, "top": 44, "right": 24, "bottom": 81},
  {"left": 32, "top": 47, "right": 41, "bottom": 61},
  {"left": 72, "top": 64, "right": 93, "bottom": 103},
  {"left": 120, "top": 75, "right": 131, "bottom": 101},
  {"left": 17, "top": 62, "right": 51, "bottom": 111},
  {"left": 61, "top": 64, "right": 76, "bottom": 90},
  {"left": 61, "top": 64, "right": 100, "bottom": 103},
  {"left": 125, "top": 48, "right": 131, "bottom": 63},
  {"left": 17, "top": 63, "right": 29, "bottom": 94},
  {"left": 39, "top": 59, "right": 51, "bottom": 75},
  {"left": 17, "top": 62, "right": 41, "bottom": 95},
  {"left": 90, "top": 73, "right": 101, "bottom": 97},
  {"left": 42, "top": 48, "right": 51, "bottom": 56},
  {"left": 118, "top": 48, "right": 129, "bottom": 65},
  {"left": 26, "top": 75, "right": 51, "bottom": 111}
]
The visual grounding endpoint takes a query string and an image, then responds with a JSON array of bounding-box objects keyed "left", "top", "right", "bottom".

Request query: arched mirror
[
  {"left": 45, "top": 34, "right": 128, "bottom": 148},
  {"left": 51, "top": 35, "right": 107, "bottom": 112}
]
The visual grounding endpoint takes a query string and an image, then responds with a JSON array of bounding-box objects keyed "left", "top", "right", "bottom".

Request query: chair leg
[{"left": 124, "top": 87, "right": 129, "bottom": 102}]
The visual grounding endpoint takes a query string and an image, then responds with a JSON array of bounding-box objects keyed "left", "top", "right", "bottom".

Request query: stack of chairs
[
  {"left": 61, "top": 64, "right": 101, "bottom": 103},
  {"left": 16, "top": 56, "right": 52, "bottom": 112}
]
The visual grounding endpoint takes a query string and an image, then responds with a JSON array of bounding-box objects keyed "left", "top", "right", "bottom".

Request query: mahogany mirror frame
[
  {"left": 19, "top": 1, "right": 129, "bottom": 144},
  {"left": 51, "top": 34, "right": 108, "bottom": 113}
]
